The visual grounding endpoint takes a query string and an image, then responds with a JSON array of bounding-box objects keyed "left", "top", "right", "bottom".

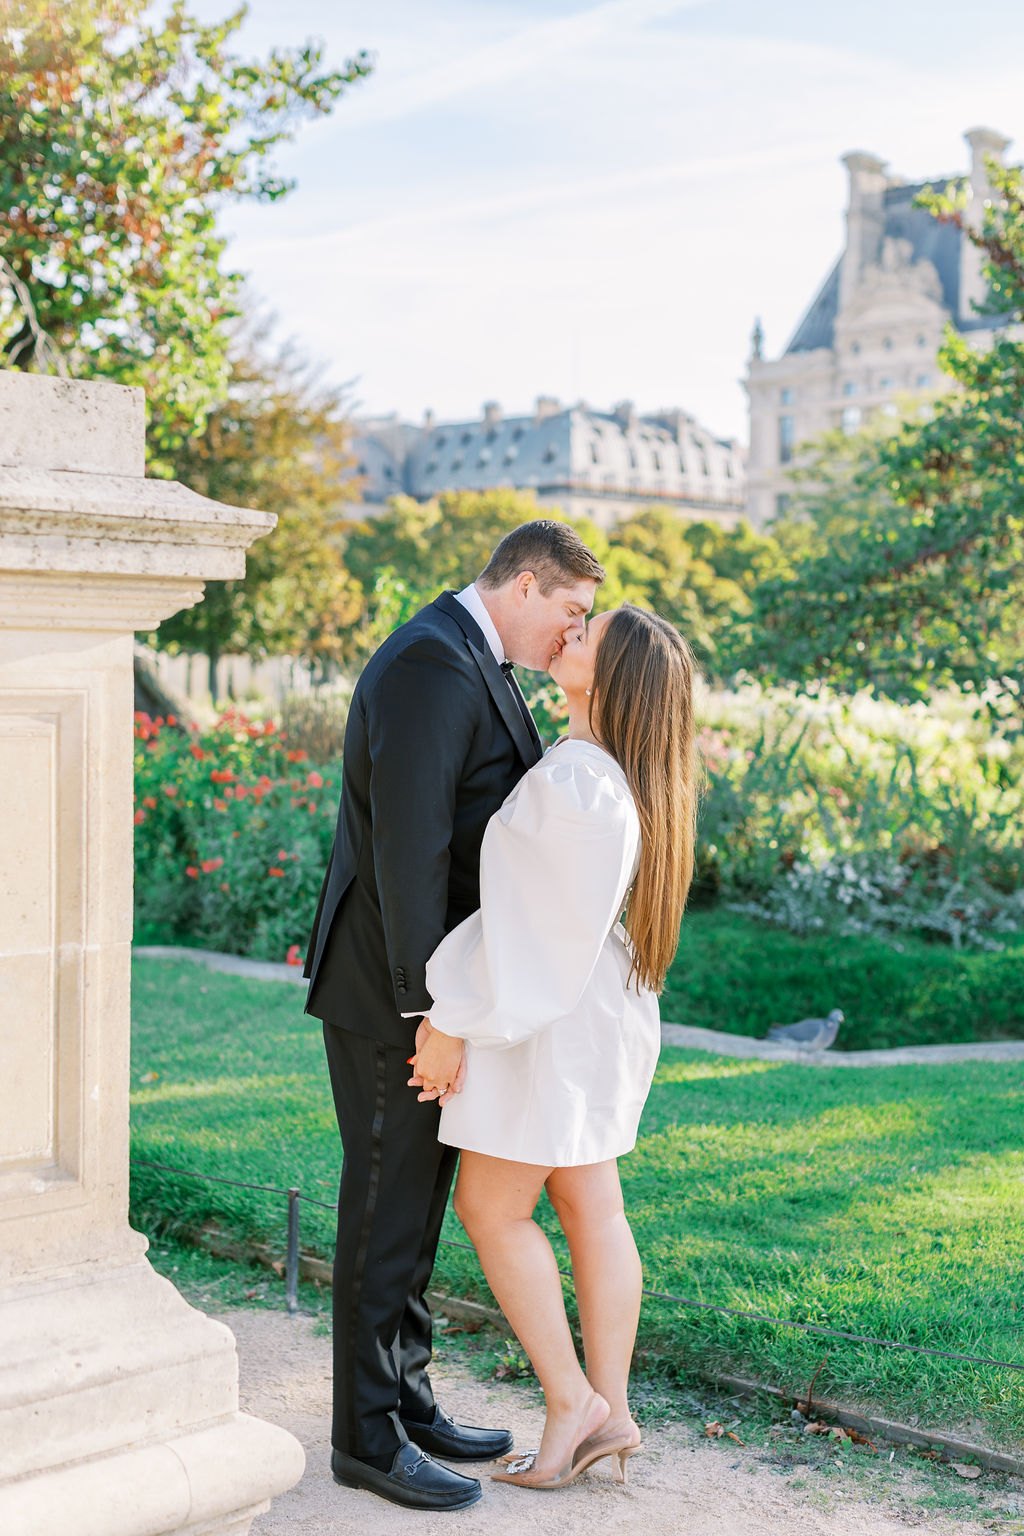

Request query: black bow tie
[{"left": 500, "top": 660, "right": 515, "bottom": 677}]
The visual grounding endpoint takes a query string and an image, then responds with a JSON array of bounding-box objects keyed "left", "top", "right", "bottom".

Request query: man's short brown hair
[{"left": 477, "top": 519, "right": 605, "bottom": 594}]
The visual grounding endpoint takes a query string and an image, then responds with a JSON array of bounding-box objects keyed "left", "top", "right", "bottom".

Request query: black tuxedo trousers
[
  {"left": 322, "top": 1024, "right": 458, "bottom": 1457},
  {"left": 305, "top": 593, "right": 543, "bottom": 1458}
]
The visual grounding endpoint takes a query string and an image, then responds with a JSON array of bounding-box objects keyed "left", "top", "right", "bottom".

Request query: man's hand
[{"left": 408, "top": 1021, "right": 465, "bottom": 1105}]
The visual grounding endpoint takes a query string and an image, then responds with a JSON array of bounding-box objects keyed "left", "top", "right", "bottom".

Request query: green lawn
[
  {"left": 665, "top": 910, "right": 1024, "bottom": 1049},
  {"left": 129, "top": 956, "right": 1024, "bottom": 1451}
]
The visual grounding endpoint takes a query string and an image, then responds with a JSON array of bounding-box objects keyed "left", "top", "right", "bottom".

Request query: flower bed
[
  {"left": 134, "top": 684, "right": 1024, "bottom": 964},
  {"left": 133, "top": 709, "right": 338, "bottom": 962},
  {"left": 695, "top": 685, "right": 1024, "bottom": 951}
]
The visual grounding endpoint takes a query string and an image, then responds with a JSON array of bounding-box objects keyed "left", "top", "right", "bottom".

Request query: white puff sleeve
[{"left": 425, "top": 752, "right": 640, "bottom": 1048}]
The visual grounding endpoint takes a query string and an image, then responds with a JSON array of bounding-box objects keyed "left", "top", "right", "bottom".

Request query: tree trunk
[{"left": 207, "top": 647, "right": 220, "bottom": 704}]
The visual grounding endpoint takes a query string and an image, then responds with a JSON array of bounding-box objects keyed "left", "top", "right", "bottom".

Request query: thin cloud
[
  {"left": 243, "top": 137, "right": 828, "bottom": 257},
  {"left": 342, "top": 0, "right": 711, "bottom": 126}
]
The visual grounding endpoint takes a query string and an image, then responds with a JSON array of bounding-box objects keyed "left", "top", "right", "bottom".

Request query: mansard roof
[
  {"left": 352, "top": 400, "right": 744, "bottom": 510},
  {"left": 786, "top": 179, "right": 995, "bottom": 355}
]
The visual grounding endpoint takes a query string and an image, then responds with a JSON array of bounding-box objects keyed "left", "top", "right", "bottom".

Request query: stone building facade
[
  {"left": 350, "top": 398, "right": 746, "bottom": 529},
  {"left": 744, "top": 127, "right": 1013, "bottom": 528}
]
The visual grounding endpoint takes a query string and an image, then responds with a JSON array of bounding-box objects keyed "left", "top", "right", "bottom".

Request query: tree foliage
[
  {"left": 745, "top": 160, "right": 1024, "bottom": 721},
  {"left": 0, "top": 0, "right": 371, "bottom": 470},
  {"left": 607, "top": 506, "right": 786, "bottom": 674},
  {"left": 340, "top": 491, "right": 781, "bottom": 677},
  {"left": 154, "top": 340, "right": 363, "bottom": 693}
]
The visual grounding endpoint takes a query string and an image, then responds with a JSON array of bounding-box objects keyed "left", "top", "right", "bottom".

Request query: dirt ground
[{"left": 225, "top": 1309, "right": 1008, "bottom": 1536}]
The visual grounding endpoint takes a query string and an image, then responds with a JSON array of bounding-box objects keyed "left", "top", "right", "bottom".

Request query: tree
[
  {"left": 340, "top": 489, "right": 634, "bottom": 655},
  {"left": 154, "top": 339, "right": 363, "bottom": 696},
  {"left": 744, "top": 159, "right": 1024, "bottom": 722},
  {"left": 341, "top": 493, "right": 784, "bottom": 675},
  {"left": 0, "top": 0, "right": 371, "bottom": 471},
  {"left": 605, "top": 507, "right": 785, "bottom": 675}
]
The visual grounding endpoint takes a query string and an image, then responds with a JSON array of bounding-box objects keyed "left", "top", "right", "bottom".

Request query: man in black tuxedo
[{"left": 304, "top": 521, "right": 605, "bottom": 1510}]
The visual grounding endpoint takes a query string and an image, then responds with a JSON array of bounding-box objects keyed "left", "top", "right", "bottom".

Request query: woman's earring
[{"left": 585, "top": 688, "right": 591, "bottom": 697}]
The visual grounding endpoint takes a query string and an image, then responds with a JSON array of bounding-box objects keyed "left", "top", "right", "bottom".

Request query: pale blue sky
[{"left": 186, "top": 0, "right": 1024, "bottom": 442}]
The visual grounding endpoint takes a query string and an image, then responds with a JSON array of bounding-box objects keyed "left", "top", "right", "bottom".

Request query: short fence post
[{"left": 286, "top": 1188, "right": 300, "bottom": 1315}]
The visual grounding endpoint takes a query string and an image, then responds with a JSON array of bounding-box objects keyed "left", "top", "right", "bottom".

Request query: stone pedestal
[{"left": 0, "top": 371, "right": 304, "bottom": 1534}]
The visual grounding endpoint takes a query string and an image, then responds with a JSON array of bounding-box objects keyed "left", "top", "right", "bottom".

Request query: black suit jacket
[{"left": 304, "top": 592, "right": 543, "bottom": 1047}]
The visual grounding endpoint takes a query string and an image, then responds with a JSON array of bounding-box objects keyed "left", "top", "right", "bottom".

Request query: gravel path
[{"left": 226, "top": 1309, "right": 993, "bottom": 1536}]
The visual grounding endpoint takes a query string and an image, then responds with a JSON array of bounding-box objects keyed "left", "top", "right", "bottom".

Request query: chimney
[
  {"left": 613, "top": 399, "right": 637, "bottom": 432},
  {"left": 483, "top": 401, "right": 501, "bottom": 426},
  {"left": 533, "top": 395, "right": 561, "bottom": 423},
  {"left": 423, "top": 408, "right": 436, "bottom": 432},
  {"left": 838, "top": 151, "right": 888, "bottom": 313},
  {"left": 960, "top": 127, "right": 1012, "bottom": 321}
]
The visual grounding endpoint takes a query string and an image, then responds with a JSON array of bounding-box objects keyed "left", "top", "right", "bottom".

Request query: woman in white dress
[{"left": 409, "top": 605, "right": 700, "bottom": 1490}]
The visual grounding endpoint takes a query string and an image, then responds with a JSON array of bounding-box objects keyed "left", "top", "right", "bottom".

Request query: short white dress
[{"left": 425, "top": 738, "right": 661, "bottom": 1167}]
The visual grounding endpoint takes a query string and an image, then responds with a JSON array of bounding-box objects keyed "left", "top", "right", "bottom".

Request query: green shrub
[
  {"left": 665, "top": 910, "right": 1024, "bottom": 1048},
  {"left": 133, "top": 707, "right": 338, "bottom": 961},
  {"left": 133, "top": 684, "right": 1024, "bottom": 975},
  {"left": 696, "top": 685, "right": 1024, "bottom": 949}
]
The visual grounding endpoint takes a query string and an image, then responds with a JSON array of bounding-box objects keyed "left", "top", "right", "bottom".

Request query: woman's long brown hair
[{"left": 590, "top": 605, "right": 702, "bottom": 993}]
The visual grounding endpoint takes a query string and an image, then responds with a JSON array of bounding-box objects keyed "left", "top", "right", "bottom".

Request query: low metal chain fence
[{"left": 129, "top": 1156, "right": 1022, "bottom": 1378}]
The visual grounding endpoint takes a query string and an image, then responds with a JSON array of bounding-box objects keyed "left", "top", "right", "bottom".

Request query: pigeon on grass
[{"left": 764, "top": 1009, "right": 843, "bottom": 1051}]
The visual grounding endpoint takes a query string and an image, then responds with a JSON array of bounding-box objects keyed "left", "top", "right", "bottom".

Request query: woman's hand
[{"left": 408, "top": 1018, "right": 466, "bottom": 1104}]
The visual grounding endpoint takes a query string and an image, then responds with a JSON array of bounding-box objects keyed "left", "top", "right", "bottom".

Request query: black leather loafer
[
  {"left": 331, "top": 1444, "right": 482, "bottom": 1509},
  {"left": 400, "top": 1405, "right": 514, "bottom": 1461}
]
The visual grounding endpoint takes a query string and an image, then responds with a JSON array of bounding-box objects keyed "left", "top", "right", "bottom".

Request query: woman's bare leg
[
  {"left": 545, "top": 1159, "right": 643, "bottom": 1444},
  {"left": 454, "top": 1151, "right": 608, "bottom": 1473}
]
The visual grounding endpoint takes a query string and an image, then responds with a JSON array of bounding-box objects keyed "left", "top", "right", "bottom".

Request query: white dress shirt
[
  {"left": 455, "top": 582, "right": 505, "bottom": 666},
  {"left": 402, "top": 583, "right": 514, "bottom": 1019}
]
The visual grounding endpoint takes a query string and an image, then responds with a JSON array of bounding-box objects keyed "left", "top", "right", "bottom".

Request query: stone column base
[
  {"left": 0, "top": 1416, "right": 303, "bottom": 1536},
  {"left": 0, "top": 1257, "right": 304, "bottom": 1536}
]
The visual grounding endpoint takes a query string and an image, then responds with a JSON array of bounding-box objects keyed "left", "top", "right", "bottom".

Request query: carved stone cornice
[
  {"left": 0, "top": 571, "right": 208, "bottom": 630},
  {"left": 0, "top": 370, "right": 277, "bottom": 604},
  {"left": 0, "top": 467, "right": 274, "bottom": 582}
]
